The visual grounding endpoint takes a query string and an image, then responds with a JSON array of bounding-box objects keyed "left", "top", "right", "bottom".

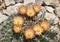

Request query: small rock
[
  {"left": 3, "top": 6, "right": 17, "bottom": 16},
  {"left": 45, "top": 6, "right": 54, "bottom": 13},
  {"left": 43, "top": 0, "right": 59, "bottom": 5},
  {"left": 3, "top": 3, "right": 22, "bottom": 16},
  {"left": 45, "top": 12, "right": 55, "bottom": 20},
  {"left": 49, "top": 40, "right": 56, "bottom": 42},
  {"left": 56, "top": 33, "right": 60, "bottom": 41},
  {"left": 50, "top": 25, "right": 59, "bottom": 33},
  {"left": 35, "top": 0, "right": 44, "bottom": 5},
  {"left": 23, "top": 0, "right": 35, "bottom": 5},
  {"left": 55, "top": 6, "right": 60, "bottom": 17},
  {"left": 0, "top": 2, "right": 6, "bottom": 9},
  {"left": 14, "top": 3, "right": 22, "bottom": 8},
  {"left": 45, "top": 12, "right": 59, "bottom": 24},
  {"left": 0, "top": 12, "right": 8, "bottom": 23},
  {"left": 4, "top": 0, "right": 15, "bottom": 6},
  {"left": 14, "top": 0, "right": 23, "bottom": 3},
  {"left": 54, "top": 17, "right": 59, "bottom": 24}
]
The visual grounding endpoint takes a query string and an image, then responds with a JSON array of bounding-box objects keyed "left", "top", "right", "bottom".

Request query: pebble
[
  {"left": 54, "top": 17, "right": 59, "bottom": 24},
  {"left": 55, "top": 6, "right": 60, "bottom": 17},
  {"left": 49, "top": 40, "right": 56, "bottom": 42},
  {"left": 0, "top": 2, "right": 5, "bottom": 9},
  {"left": 45, "top": 6, "right": 54, "bottom": 13},
  {"left": 45, "top": 12, "right": 55, "bottom": 20},
  {"left": 3, "top": 3, "right": 22, "bottom": 16},
  {"left": 23, "top": 0, "right": 35, "bottom": 5},
  {"left": 43, "top": 0, "right": 59, "bottom": 5},
  {"left": 50, "top": 25, "right": 59, "bottom": 33},
  {"left": 45, "top": 12, "right": 59, "bottom": 24},
  {"left": 4, "top": 0, "right": 15, "bottom": 6},
  {"left": 14, "top": 3, "right": 22, "bottom": 8},
  {"left": 35, "top": 0, "right": 44, "bottom": 5},
  {"left": 56, "top": 33, "right": 60, "bottom": 41},
  {"left": 14, "top": 0, "right": 23, "bottom": 3},
  {"left": 0, "top": 12, "right": 8, "bottom": 23}
]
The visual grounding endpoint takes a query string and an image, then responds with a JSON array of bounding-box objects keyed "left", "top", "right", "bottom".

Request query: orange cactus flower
[
  {"left": 27, "top": 7, "right": 36, "bottom": 17},
  {"left": 24, "top": 28, "right": 35, "bottom": 39},
  {"left": 33, "top": 24, "right": 43, "bottom": 36},
  {"left": 40, "top": 20, "right": 50, "bottom": 31},
  {"left": 13, "top": 26, "right": 22, "bottom": 33},
  {"left": 19, "top": 5, "right": 27, "bottom": 15},
  {"left": 13, "top": 16, "right": 24, "bottom": 26},
  {"left": 33, "top": 4, "right": 41, "bottom": 13}
]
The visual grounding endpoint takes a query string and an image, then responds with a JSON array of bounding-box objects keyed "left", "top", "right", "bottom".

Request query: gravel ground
[{"left": 0, "top": 0, "right": 60, "bottom": 42}]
